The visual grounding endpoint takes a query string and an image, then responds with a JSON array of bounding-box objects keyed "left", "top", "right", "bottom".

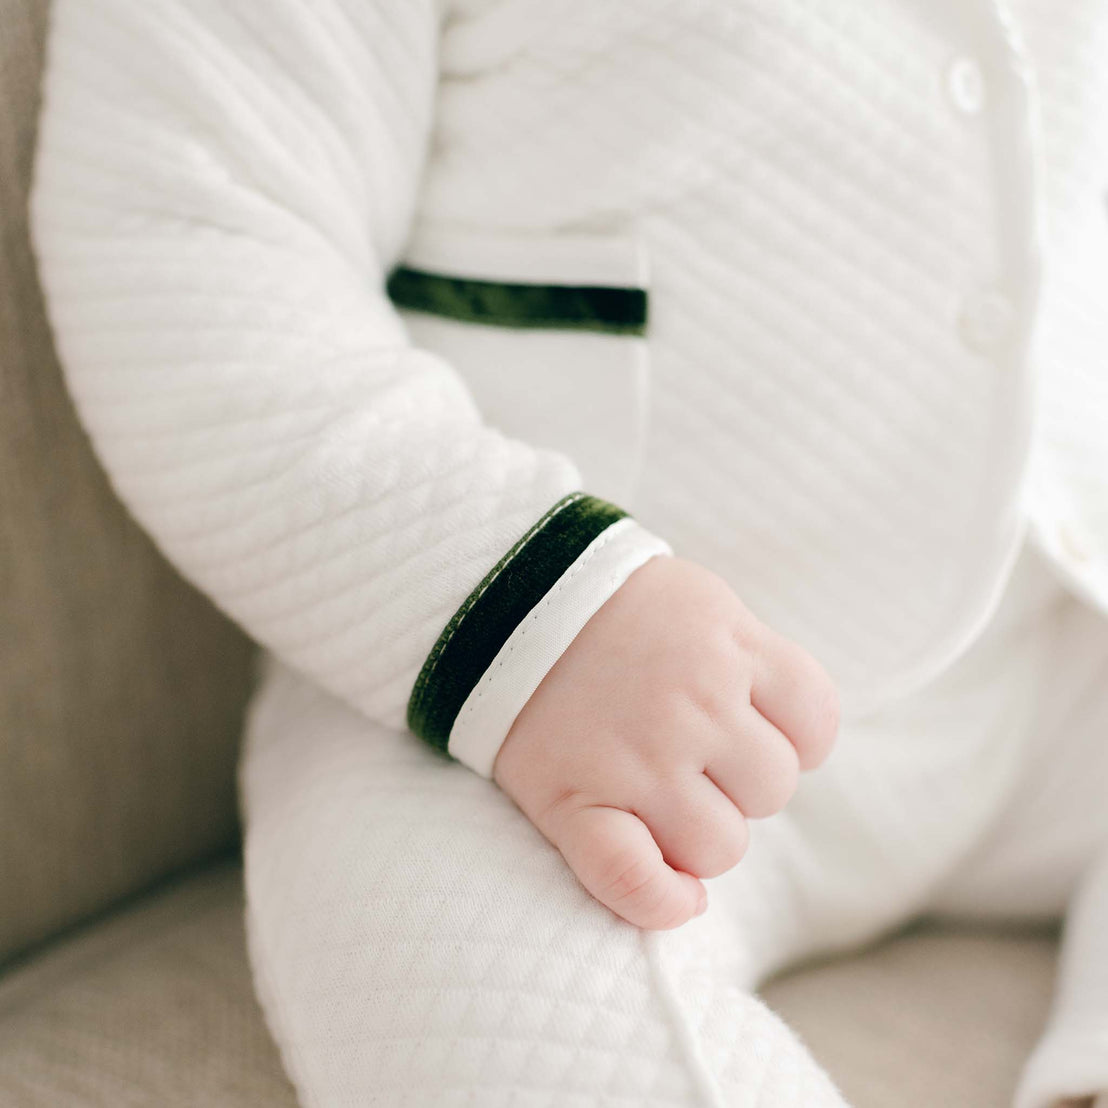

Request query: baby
[{"left": 31, "top": 0, "right": 1108, "bottom": 1106}]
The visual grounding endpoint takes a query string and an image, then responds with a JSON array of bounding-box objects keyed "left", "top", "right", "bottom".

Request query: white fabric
[
  {"left": 400, "top": 222, "right": 650, "bottom": 288},
  {"left": 1017, "top": 0, "right": 1108, "bottom": 626},
  {"left": 396, "top": 221, "right": 655, "bottom": 508},
  {"left": 240, "top": 538, "right": 1108, "bottom": 1107},
  {"left": 242, "top": 654, "right": 853, "bottom": 1108},
  {"left": 396, "top": 0, "right": 1106, "bottom": 712},
  {"left": 421, "top": 0, "right": 1048, "bottom": 711},
  {"left": 30, "top": 0, "right": 1108, "bottom": 721},
  {"left": 449, "top": 518, "right": 672, "bottom": 778},
  {"left": 28, "top": 0, "right": 645, "bottom": 747},
  {"left": 27, "top": 0, "right": 1108, "bottom": 1105}
]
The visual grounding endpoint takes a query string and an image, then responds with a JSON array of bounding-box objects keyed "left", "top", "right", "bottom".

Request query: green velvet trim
[
  {"left": 386, "top": 266, "right": 648, "bottom": 335},
  {"left": 407, "top": 493, "right": 628, "bottom": 752}
]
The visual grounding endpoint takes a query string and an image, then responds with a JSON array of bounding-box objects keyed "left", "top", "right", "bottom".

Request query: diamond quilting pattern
[
  {"left": 242, "top": 661, "right": 849, "bottom": 1106},
  {"left": 32, "top": 0, "right": 585, "bottom": 732},
  {"left": 427, "top": 0, "right": 1032, "bottom": 702},
  {"left": 30, "top": 0, "right": 1108, "bottom": 1102}
]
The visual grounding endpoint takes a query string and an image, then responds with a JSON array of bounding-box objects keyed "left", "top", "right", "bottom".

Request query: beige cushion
[
  {"left": 0, "top": 0, "right": 256, "bottom": 962},
  {"left": 0, "top": 860, "right": 1058, "bottom": 1108},
  {"left": 0, "top": 861, "right": 296, "bottom": 1107},
  {"left": 764, "top": 923, "right": 1058, "bottom": 1107}
]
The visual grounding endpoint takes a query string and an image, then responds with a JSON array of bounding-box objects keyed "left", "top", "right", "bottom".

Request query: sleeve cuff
[{"left": 406, "top": 492, "right": 671, "bottom": 777}]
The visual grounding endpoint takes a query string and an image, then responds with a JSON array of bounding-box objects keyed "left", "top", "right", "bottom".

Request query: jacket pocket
[{"left": 387, "top": 222, "right": 651, "bottom": 508}]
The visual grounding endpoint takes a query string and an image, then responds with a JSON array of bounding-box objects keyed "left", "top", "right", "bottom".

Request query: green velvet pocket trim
[
  {"left": 407, "top": 493, "right": 628, "bottom": 753},
  {"left": 386, "top": 266, "right": 648, "bottom": 335}
]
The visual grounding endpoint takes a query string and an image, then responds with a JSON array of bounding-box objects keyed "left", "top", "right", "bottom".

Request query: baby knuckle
[
  {"left": 684, "top": 668, "right": 750, "bottom": 734},
  {"left": 654, "top": 897, "right": 697, "bottom": 931},
  {"left": 729, "top": 608, "right": 763, "bottom": 656},
  {"left": 802, "top": 677, "right": 840, "bottom": 769},
  {"left": 679, "top": 684, "right": 729, "bottom": 737},
  {"left": 820, "top": 679, "right": 841, "bottom": 735},
  {"left": 752, "top": 756, "right": 800, "bottom": 818},
  {"left": 775, "top": 737, "right": 802, "bottom": 796},
  {"left": 777, "top": 647, "right": 840, "bottom": 768},
  {"left": 649, "top": 693, "right": 693, "bottom": 743},
  {"left": 699, "top": 821, "right": 749, "bottom": 877},
  {"left": 539, "top": 787, "right": 590, "bottom": 834},
  {"left": 721, "top": 823, "right": 750, "bottom": 869},
  {"left": 601, "top": 853, "right": 660, "bottom": 908}
]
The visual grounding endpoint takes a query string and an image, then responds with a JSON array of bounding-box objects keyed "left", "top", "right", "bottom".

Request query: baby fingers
[
  {"left": 749, "top": 624, "right": 840, "bottom": 770},
  {"left": 635, "top": 773, "right": 749, "bottom": 878},
  {"left": 705, "top": 707, "right": 800, "bottom": 819},
  {"left": 552, "top": 803, "right": 707, "bottom": 930}
]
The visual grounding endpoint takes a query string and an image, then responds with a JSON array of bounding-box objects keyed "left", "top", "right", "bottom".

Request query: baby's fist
[{"left": 493, "top": 555, "right": 839, "bottom": 930}]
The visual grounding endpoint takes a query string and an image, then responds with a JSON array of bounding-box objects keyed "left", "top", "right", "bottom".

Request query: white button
[
  {"left": 946, "top": 57, "right": 986, "bottom": 115},
  {"left": 958, "top": 289, "right": 1015, "bottom": 354},
  {"left": 1058, "top": 523, "right": 1091, "bottom": 565}
]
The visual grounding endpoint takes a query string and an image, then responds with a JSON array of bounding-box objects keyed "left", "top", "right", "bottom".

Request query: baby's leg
[
  {"left": 240, "top": 657, "right": 849, "bottom": 1108},
  {"left": 239, "top": 538, "right": 1062, "bottom": 1107},
  {"left": 709, "top": 543, "right": 1062, "bottom": 989},
  {"left": 929, "top": 578, "right": 1108, "bottom": 1108}
]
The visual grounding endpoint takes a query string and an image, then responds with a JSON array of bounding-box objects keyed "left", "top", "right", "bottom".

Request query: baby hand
[{"left": 493, "top": 555, "right": 839, "bottom": 929}]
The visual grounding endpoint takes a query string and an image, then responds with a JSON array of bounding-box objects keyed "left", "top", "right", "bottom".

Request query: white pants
[{"left": 240, "top": 540, "right": 1108, "bottom": 1108}]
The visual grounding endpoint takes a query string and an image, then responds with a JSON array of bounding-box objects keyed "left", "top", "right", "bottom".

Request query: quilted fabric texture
[
  {"left": 0, "top": 858, "right": 1062, "bottom": 1108},
  {"left": 30, "top": 0, "right": 593, "bottom": 741},
  {"left": 30, "top": 0, "right": 1107, "bottom": 734},
  {"left": 0, "top": 0, "right": 255, "bottom": 965},
  {"left": 425, "top": 0, "right": 1044, "bottom": 708},
  {"left": 237, "top": 535, "right": 1108, "bottom": 1108},
  {"left": 25, "top": 0, "right": 1108, "bottom": 1105},
  {"left": 241, "top": 655, "right": 851, "bottom": 1108}
]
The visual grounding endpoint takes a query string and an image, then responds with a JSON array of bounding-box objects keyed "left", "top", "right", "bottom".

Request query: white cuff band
[{"left": 447, "top": 517, "right": 671, "bottom": 778}]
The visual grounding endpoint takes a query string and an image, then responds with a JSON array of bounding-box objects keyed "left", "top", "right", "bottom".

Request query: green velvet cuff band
[
  {"left": 407, "top": 493, "right": 628, "bottom": 753},
  {"left": 386, "top": 266, "right": 648, "bottom": 335}
]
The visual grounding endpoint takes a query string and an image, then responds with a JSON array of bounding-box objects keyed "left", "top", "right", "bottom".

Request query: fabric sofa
[{"left": 0, "top": 1, "right": 1059, "bottom": 1104}]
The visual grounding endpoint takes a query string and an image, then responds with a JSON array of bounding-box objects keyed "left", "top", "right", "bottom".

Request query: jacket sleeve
[{"left": 29, "top": 0, "right": 668, "bottom": 778}]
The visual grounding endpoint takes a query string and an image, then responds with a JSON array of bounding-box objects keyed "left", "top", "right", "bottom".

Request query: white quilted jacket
[{"left": 30, "top": 0, "right": 1108, "bottom": 770}]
